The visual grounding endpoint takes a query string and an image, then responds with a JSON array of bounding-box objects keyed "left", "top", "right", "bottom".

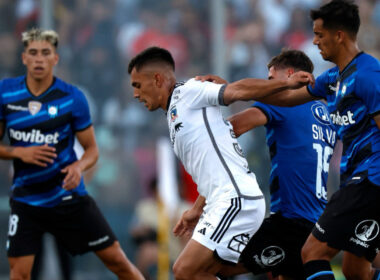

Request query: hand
[
  {"left": 61, "top": 161, "right": 82, "bottom": 191},
  {"left": 173, "top": 209, "right": 202, "bottom": 238},
  {"left": 288, "top": 71, "right": 315, "bottom": 89},
  {"left": 195, "top": 74, "right": 227, "bottom": 84},
  {"left": 18, "top": 144, "right": 56, "bottom": 167}
]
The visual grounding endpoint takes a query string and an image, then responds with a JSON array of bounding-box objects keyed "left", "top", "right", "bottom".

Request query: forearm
[
  {"left": 191, "top": 195, "right": 206, "bottom": 214},
  {"left": 76, "top": 145, "right": 98, "bottom": 172},
  {"left": 224, "top": 78, "right": 290, "bottom": 105},
  {"left": 0, "top": 144, "right": 22, "bottom": 160}
]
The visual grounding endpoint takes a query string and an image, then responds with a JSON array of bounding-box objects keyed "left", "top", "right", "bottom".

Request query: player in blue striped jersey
[
  {"left": 198, "top": 1, "right": 380, "bottom": 279},
  {"left": 0, "top": 28, "right": 143, "bottom": 280}
]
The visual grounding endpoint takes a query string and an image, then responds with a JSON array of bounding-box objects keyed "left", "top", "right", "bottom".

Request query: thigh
[
  {"left": 240, "top": 214, "right": 313, "bottom": 279},
  {"left": 7, "top": 200, "right": 44, "bottom": 257},
  {"left": 51, "top": 195, "right": 117, "bottom": 255},
  {"left": 312, "top": 180, "right": 380, "bottom": 262},
  {"left": 174, "top": 239, "right": 223, "bottom": 275},
  {"left": 192, "top": 197, "right": 265, "bottom": 264},
  {"left": 342, "top": 251, "right": 373, "bottom": 279},
  {"left": 9, "top": 255, "right": 35, "bottom": 279}
]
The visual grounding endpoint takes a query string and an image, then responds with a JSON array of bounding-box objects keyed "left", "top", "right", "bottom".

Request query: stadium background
[{"left": 0, "top": 0, "right": 379, "bottom": 279}]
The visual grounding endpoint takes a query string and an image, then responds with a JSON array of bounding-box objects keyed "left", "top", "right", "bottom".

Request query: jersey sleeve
[
  {"left": 184, "top": 79, "right": 226, "bottom": 109},
  {"left": 307, "top": 70, "right": 330, "bottom": 99},
  {"left": 253, "top": 102, "right": 285, "bottom": 124},
  {"left": 72, "top": 87, "right": 92, "bottom": 131},
  {"left": 355, "top": 70, "right": 380, "bottom": 116}
]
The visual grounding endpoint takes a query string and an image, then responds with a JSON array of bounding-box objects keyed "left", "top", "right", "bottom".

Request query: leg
[
  {"left": 342, "top": 251, "right": 374, "bottom": 280},
  {"left": 95, "top": 241, "right": 144, "bottom": 280},
  {"left": 373, "top": 253, "right": 380, "bottom": 269},
  {"left": 9, "top": 255, "right": 35, "bottom": 280},
  {"left": 217, "top": 263, "right": 248, "bottom": 277},
  {"left": 173, "top": 239, "right": 223, "bottom": 280},
  {"left": 301, "top": 234, "right": 339, "bottom": 280}
]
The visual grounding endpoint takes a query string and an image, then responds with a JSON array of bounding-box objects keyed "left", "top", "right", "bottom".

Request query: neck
[
  {"left": 163, "top": 80, "right": 176, "bottom": 111},
  {"left": 334, "top": 41, "right": 361, "bottom": 72},
  {"left": 26, "top": 74, "right": 54, "bottom": 96}
]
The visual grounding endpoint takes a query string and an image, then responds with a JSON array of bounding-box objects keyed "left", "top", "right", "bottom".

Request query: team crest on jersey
[
  {"left": 228, "top": 233, "right": 250, "bottom": 253},
  {"left": 170, "top": 106, "right": 178, "bottom": 122},
  {"left": 28, "top": 101, "right": 42, "bottom": 115},
  {"left": 311, "top": 103, "right": 331, "bottom": 125},
  {"left": 48, "top": 105, "right": 58, "bottom": 118}
]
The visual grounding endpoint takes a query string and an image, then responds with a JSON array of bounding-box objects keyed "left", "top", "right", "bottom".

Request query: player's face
[
  {"left": 312, "top": 18, "right": 338, "bottom": 62},
  {"left": 22, "top": 40, "right": 58, "bottom": 81},
  {"left": 268, "top": 66, "right": 290, "bottom": 81},
  {"left": 130, "top": 68, "right": 163, "bottom": 111}
]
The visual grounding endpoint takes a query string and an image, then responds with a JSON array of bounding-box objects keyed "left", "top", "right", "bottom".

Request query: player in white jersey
[{"left": 127, "top": 46, "right": 313, "bottom": 279}]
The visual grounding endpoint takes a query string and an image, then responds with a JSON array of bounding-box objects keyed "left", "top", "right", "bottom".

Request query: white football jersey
[{"left": 167, "top": 79, "right": 263, "bottom": 203}]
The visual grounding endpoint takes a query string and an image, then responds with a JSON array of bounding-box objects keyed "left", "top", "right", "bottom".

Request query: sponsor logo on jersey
[
  {"left": 28, "top": 101, "right": 42, "bottom": 115},
  {"left": 330, "top": 110, "right": 356, "bottom": 126},
  {"left": 9, "top": 128, "right": 59, "bottom": 144},
  {"left": 311, "top": 103, "right": 331, "bottom": 125},
  {"left": 355, "top": 220, "right": 379, "bottom": 242},
  {"left": 48, "top": 105, "right": 58, "bottom": 118},
  {"left": 261, "top": 246, "right": 285, "bottom": 267},
  {"left": 233, "top": 143, "right": 245, "bottom": 157},
  {"left": 228, "top": 233, "right": 250, "bottom": 253},
  {"left": 7, "top": 104, "right": 28, "bottom": 112}
]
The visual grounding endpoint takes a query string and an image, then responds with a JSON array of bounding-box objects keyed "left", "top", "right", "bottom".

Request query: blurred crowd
[{"left": 0, "top": 0, "right": 379, "bottom": 278}]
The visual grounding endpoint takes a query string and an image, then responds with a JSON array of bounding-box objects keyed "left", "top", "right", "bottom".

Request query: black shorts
[
  {"left": 312, "top": 178, "right": 380, "bottom": 262},
  {"left": 240, "top": 213, "right": 314, "bottom": 279},
  {"left": 7, "top": 195, "right": 117, "bottom": 257}
]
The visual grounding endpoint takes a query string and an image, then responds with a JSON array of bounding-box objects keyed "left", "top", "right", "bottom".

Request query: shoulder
[
  {"left": 0, "top": 76, "right": 25, "bottom": 91},
  {"left": 355, "top": 53, "right": 380, "bottom": 81},
  {"left": 54, "top": 77, "right": 86, "bottom": 97}
]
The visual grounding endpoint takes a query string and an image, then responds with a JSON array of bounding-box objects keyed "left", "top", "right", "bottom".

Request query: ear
[
  {"left": 54, "top": 52, "right": 59, "bottom": 66},
  {"left": 21, "top": 52, "right": 27, "bottom": 66},
  {"left": 287, "top": 68, "right": 295, "bottom": 78},
  {"left": 335, "top": 30, "right": 345, "bottom": 43},
  {"left": 154, "top": 73, "right": 164, "bottom": 87}
]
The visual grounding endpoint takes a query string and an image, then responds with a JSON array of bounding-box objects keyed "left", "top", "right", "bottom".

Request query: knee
[
  {"left": 173, "top": 259, "right": 190, "bottom": 280},
  {"left": 10, "top": 268, "right": 30, "bottom": 280}
]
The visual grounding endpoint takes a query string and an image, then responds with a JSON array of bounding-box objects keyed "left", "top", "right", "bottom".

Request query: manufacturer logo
[
  {"left": 48, "top": 105, "right": 58, "bottom": 118},
  {"left": 230, "top": 129, "right": 236, "bottom": 139},
  {"left": 198, "top": 228, "right": 206, "bottom": 235},
  {"left": 28, "top": 101, "right": 42, "bottom": 115},
  {"left": 228, "top": 233, "right": 250, "bottom": 253},
  {"left": 355, "top": 220, "right": 379, "bottom": 242},
  {"left": 261, "top": 246, "right": 285, "bottom": 267},
  {"left": 311, "top": 103, "right": 331, "bottom": 125},
  {"left": 175, "top": 122, "right": 183, "bottom": 132}
]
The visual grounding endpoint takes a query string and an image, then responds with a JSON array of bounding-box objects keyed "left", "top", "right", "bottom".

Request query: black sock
[
  {"left": 373, "top": 269, "right": 380, "bottom": 280},
  {"left": 304, "top": 260, "right": 335, "bottom": 279}
]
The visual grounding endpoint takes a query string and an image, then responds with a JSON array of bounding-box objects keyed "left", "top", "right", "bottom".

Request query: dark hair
[
  {"left": 267, "top": 49, "right": 314, "bottom": 73},
  {"left": 128, "top": 46, "right": 175, "bottom": 74},
  {"left": 310, "top": 0, "right": 360, "bottom": 37}
]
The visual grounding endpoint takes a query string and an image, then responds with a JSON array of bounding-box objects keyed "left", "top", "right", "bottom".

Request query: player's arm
[
  {"left": 0, "top": 121, "right": 57, "bottom": 166},
  {"left": 374, "top": 114, "right": 380, "bottom": 130},
  {"left": 228, "top": 108, "right": 268, "bottom": 137},
  {"left": 61, "top": 125, "right": 98, "bottom": 190},
  {"left": 223, "top": 71, "right": 314, "bottom": 105}
]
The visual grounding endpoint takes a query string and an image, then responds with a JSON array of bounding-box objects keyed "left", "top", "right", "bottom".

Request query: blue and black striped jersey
[
  {"left": 254, "top": 101, "right": 336, "bottom": 223},
  {"left": 307, "top": 52, "right": 380, "bottom": 187},
  {"left": 0, "top": 76, "right": 92, "bottom": 207}
]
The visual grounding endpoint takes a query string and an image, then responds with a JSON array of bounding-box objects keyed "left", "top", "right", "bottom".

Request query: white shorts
[{"left": 192, "top": 197, "right": 266, "bottom": 263}]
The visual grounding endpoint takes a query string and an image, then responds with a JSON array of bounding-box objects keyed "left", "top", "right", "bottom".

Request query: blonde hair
[{"left": 22, "top": 28, "right": 59, "bottom": 49}]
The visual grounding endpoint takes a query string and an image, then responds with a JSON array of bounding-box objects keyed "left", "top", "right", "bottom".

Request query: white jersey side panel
[{"left": 167, "top": 79, "right": 263, "bottom": 202}]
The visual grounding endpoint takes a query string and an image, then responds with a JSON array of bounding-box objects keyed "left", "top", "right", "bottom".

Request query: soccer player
[
  {"left": 224, "top": 50, "right": 335, "bottom": 280},
  {"left": 0, "top": 28, "right": 144, "bottom": 280},
  {"left": 127, "top": 46, "right": 313, "bottom": 279},
  {"left": 198, "top": 1, "right": 380, "bottom": 279}
]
